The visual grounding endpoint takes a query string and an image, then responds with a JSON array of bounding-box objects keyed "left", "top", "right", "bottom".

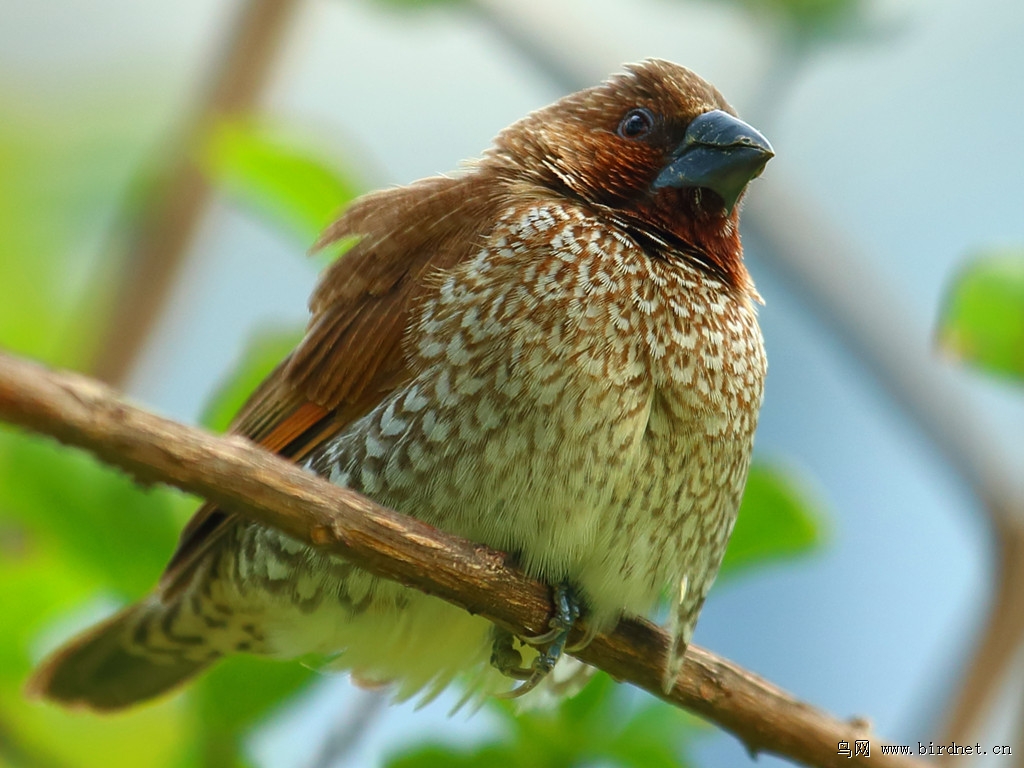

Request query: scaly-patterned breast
[{"left": 276, "top": 200, "right": 766, "bottom": 636}]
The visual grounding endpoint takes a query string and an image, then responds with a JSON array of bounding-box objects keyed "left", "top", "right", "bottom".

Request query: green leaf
[
  {"left": 0, "top": 431, "right": 184, "bottom": 595},
  {"left": 554, "top": 667, "right": 614, "bottom": 724},
  {"left": 386, "top": 744, "right": 524, "bottom": 768},
  {"left": 602, "top": 695, "right": 696, "bottom": 768},
  {"left": 937, "top": 250, "right": 1024, "bottom": 383},
  {"left": 1, "top": 690, "right": 190, "bottom": 768},
  {"left": 755, "top": 0, "right": 864, "bottom": 28},
  {"left": 389, "top": 674, "right": 693, "bottom": 768},
  {"left": 201, "top": 327, "right": 305, "bottom": 433},
  {"left": 0, "top": 525, "right": 103, "bottom": 685},
  {"left": 200, "top": 118, "right": 361, "bottom": 245},
  {"left": 686, "top": 0, "right": 879, "bottom": 48},
  {"left": 196, "top": 656, "right": 315, "bottom": 734},
  {"left": 189, "top": 657, "right": 315, "bottom": 768},
  {"left": 720, "top": 462, "right": 825, "bottom": 579},
  {"left": 0, "top": 109, "right": 133, "bottom": 367}
]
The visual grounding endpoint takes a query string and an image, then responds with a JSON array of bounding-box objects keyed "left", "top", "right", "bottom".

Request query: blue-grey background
[{"left": 3, "top": 0, "right": 1023, "bottom": 764}]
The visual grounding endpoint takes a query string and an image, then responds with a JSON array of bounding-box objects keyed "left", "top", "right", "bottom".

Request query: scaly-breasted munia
[{"left": 30, "top": 59, "right": 772, "bottom": 709}]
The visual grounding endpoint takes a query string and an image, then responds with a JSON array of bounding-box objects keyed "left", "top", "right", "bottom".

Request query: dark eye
[{"left": 617, "top": 108, "right": 655, "bottom": 139}]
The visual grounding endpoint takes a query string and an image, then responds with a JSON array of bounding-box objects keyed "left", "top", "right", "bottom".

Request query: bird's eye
[{"left": 617, "top": 108, "right": 655, "bottom": 139}]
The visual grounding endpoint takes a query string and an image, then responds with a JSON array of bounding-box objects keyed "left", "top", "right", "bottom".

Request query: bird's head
[{"left": 488, "top": 59, "right": 773, "bottom": 289}]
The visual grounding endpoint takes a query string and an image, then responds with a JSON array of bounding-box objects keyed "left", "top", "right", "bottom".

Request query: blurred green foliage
[
  {"left": 729, "top": 0, "right": 867, "bottom": 37},
  {"left": 691, "top": 0, "right": 875, "bottom": 45},
  {"left": 937, "top": 250, "right": 1024, "bottom": 384},
  {"left": 200, "top": 119, "right": 360, "bottom": 248},
  {"left": 368, "top": 0, "right": 873, "bottom": 45},
  {"left": 387, "top": 674, "right": 697, "bottom": 768},
  {"left": 721, "top": 462, "right": 823, "bottom": 579},
  {"left": 0, "top": 114, "right": 114, "bottom": 369}
]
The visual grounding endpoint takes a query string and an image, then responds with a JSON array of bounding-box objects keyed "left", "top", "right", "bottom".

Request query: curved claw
[
  {"left": 494, "top": 672, "right": 545, "bottom": 699},
  {"left": 500, "top": 666, "right": 534, "bottom": 681},
  {"left": 496, "top": 642, "right": 563, "bottom": 699},
  {"left": 564, "top": 623, "right": 599, "bottom": 653},
  {"left": 490, "top": 582, "right": 586, "bottom": 697},
  {"left": 523, "top": 625, "right": 563, "bottom": 646}
]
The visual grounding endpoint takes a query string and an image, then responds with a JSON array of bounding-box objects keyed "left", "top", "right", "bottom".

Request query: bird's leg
[
  {"left": 524, "top": 582, "right": 582, "bottom": 646},
  {"left": 495, "top": 582, "right": 583, "bottom": 698}
]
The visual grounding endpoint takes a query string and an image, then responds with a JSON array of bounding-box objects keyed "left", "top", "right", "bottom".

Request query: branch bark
[{"left": 0, "top": 351, "right": 925, "bottom": 768}]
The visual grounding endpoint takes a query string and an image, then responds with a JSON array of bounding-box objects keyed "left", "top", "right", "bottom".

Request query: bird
[{"left": 28, "top": 58, "right": 772, "bottom": 710}]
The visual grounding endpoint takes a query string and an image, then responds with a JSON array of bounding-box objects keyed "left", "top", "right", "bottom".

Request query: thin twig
[
  {"left": 309, "top": 689, "right": 387, "bottom": 768},
  {"left": 468, "top": 0, "right": 596, "bottom": 93},
  {"left": 89, "top": 0, "right": 304, "bottom": 385},
  {"left": 1016, "top": 673, "right": 1024, "bottom": 768},
  {"left": 937, "top": 519, "right": 1024, "bottom": 760},
  {"left": 0, "top": 350, "right": 927, "bottom": 768}
]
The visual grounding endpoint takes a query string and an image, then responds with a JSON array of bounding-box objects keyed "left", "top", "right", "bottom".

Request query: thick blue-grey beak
[{"left": 652, "top": 110, "right": 773, "bottom": 214}]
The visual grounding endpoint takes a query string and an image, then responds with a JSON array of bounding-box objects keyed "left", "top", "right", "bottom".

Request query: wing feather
[{"left": 159, "top": 171, "right": 513, "bottom": 593}]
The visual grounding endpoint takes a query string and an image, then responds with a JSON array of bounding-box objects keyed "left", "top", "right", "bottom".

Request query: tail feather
[{"left": 27, "top": 598, "right": 214, "bottom": 711}]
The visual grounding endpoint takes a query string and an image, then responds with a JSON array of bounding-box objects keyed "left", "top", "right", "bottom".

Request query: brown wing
[{"left": 159, "top": 171, "right": 512, "bottom": 593}]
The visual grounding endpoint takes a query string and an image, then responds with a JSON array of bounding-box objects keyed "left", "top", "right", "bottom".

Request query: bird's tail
[{"left": 26, "top": 595, "right": 218, "bottom": 711}]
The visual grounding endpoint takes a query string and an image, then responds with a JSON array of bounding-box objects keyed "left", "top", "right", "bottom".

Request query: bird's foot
[
  {"left": 493, "top": 582, "right": 583, "bottom": 699},
  {"left": 489, "top": 629, "right": 532, "bottom": 680}
]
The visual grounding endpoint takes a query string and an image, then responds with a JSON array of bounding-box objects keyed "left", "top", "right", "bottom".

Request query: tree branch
[
  {"left": 309, "top": 689, "right": 386, "bottom": 768},
  {"left": 0, "top": 350, "right": 924, "bottom": 768}
]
